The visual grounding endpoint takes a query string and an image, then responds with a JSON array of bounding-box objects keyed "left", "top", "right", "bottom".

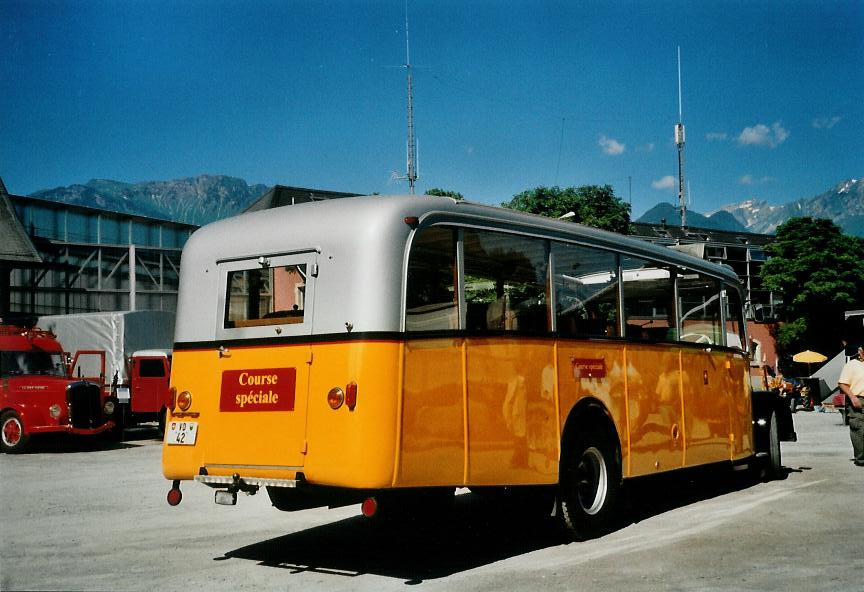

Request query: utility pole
[{"left": 675, "top": 46, "right": 687, "bottom": 228}]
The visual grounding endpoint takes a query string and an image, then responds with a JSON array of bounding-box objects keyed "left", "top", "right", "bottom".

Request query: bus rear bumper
[{"left": 194, "top": 474, "right": 299, "bottom": 489}]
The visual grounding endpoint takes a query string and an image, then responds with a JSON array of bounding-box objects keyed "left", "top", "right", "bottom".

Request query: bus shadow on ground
[
  {"left": 222, "top": 467, "right": 777, "bottom": 584},
  {"left": 223, "top": 493, "right": 566, "bottom": 583}
]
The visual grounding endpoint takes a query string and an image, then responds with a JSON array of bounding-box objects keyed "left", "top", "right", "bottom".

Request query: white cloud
[
  {"left": 812, "top": 116, "right": 842, "bottom": 130},
  {"left": 599, "top": 135, "right": 625, "bottom": 155},
  {"left": 739, "top": 175, "right": 775, "bottom": 186},
  {"left": 737, "top": 122, "right": 789, "bottom": 148},
  {"left": 652, "top": 175, "right": 676, "bottom": 191},
  {"left": 636, "top": 143, "right": 655, "bottom": 153},
  {"left": 706, "top": 132, "right": 728, "bottom": 141}
]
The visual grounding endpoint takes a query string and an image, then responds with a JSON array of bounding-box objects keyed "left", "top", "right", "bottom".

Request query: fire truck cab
[{"left": 1, "top": 318, "right": 116, "bottom": 453}]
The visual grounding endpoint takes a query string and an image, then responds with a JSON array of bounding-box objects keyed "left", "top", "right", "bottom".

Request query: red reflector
[
  {"left": 166, "top": 487, "right": 183, "bottom": 506},
  {"left": 345, "top": 382, "right": 358, "bottom": 411},
  {"left": 361, "top": 497, "right": 378, "bottom": 517},
  {"left": 403, "top": 216, "right": 419, "bottom": 228},
  {"left": 167, "top": 387, "right": 177, "bottom": 412}
]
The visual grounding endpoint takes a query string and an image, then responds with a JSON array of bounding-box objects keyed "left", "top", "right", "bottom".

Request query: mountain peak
[{"left": 718, "top": 177, "right": 863, "bottom": 236}]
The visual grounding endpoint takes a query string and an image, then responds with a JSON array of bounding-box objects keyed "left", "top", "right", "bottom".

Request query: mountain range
[
  {"left": 635, "top": 203, "right": 748, "bottom": 232},
  {"left": 26, "top": 175, "right": 864, "bottom": 236},
  {"left": 636, "top": 178, "right": 863, "bottom": 237},
  {"left": 30, "top": 175, "right": 268, "bottom": 226}
]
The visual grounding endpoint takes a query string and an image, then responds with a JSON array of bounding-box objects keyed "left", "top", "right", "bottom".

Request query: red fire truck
[{"left": 1, "top": 318, "right": 117, "bottom": 453}]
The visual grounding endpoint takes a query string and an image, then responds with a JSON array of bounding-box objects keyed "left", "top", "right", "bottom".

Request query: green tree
[
  {"left": 760, "top": 217, "right": 864, "bottom": 357},
  {"left": 502, "top": 185, "right": 631, "bottom": 234},
  {"left": 425, "top": 188, "right": 464, "bottom": 200}
]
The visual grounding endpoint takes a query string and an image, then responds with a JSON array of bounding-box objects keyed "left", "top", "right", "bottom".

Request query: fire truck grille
[{"left": 68, "top": 382, "right": 103, "bottom": 429}]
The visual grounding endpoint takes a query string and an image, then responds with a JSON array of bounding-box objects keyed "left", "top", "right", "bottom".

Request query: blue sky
[{"left": 1, "top": 0, "right": 861, "bottom": 218}]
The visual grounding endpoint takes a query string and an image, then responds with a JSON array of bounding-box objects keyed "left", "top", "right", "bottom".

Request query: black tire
[
  {"left": 559, "top": 425, "right": 621, "bottom": 540},
  {"left": 764, "top": 410, "right": 783, "bottom": 480},
  {"left": 157, "top": 407, "right": 167, "bottom": 438},
  {"left": 1, "top": 411, "right": 31, "bottom": 454}
]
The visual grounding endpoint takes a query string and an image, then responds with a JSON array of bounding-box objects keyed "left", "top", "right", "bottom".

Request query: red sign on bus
[
  {"left": 571, "top": 358, "right": 606, "bottom": 380},
  {"left": 219, "top": 368, "right": 296, "bottom": 412}
]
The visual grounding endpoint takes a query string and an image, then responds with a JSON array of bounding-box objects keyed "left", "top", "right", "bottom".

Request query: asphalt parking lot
[{"left": 1, "top": 410, "right": 861, "bottom": 591}]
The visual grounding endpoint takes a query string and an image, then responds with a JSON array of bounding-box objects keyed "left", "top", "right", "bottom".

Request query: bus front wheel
[
  {"left": 765, "top": 410, "right": 783, "bottom": 480},
  {"left": 559, "top": 425, "right": 621, "bottom": 540}
]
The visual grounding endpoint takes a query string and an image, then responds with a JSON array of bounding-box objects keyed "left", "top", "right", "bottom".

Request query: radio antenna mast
[
  {"left": 675, "top": 46, "right": 687, "bottom": 228},
  {"left": 402, "top": 0, "right": 418, "bottom": 194}
]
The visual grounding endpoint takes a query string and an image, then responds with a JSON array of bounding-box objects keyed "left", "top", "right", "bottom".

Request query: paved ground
[{"left": 1, "top": 410, "right": 860, "bottom": 591}]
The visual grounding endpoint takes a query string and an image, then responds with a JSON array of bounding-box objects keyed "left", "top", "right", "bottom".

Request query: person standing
[{"left": 838, "top": 344, "right": 864, "bottom": 466}]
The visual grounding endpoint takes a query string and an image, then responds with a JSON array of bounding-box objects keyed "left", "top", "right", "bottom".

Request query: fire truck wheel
[{"left": 1, "top": 411, "right": 30, "bottom": 454}]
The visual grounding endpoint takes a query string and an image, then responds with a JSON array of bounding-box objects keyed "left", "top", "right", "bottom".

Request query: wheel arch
[
  {"left": 559, "top": 397, "right": 623, "bottom": 478},
  {"left": 751, "top": 389, "right": 797, "bottom": 450}
]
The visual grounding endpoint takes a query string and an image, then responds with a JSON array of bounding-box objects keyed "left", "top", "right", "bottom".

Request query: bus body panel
[
  {"left": 728, "top": 354, "right": 754, "bottom": 459},
  {"left": 680, "top": 349, "right": 732, "bottom": 466},
  {"left": 164, "top": 341, "right": 402, "bottom": 489},
  {"left": 555, "top": 341, "right": 629, "bottom": 472},
  {"left": 625, "top": 345, "right": 685, "bottom": 474},
  {"left": 303, "top": 341, "right": 400, "bottom": 489},
  {"left": 465, "top": 338, "right": 558, "bottom": 485},
  {"left": 163, "top": 345, "right": 311, "bottom": 480},
  {"left": 399, "top": 338, "right": 465, "bottom": 486}
]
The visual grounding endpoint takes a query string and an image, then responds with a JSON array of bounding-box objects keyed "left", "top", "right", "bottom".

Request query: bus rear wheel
[{"left": 559, "top": 426, "right": 620, "bottom": 540}]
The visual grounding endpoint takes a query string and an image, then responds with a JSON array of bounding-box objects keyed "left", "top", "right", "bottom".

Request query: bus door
[
  {"left": 205, "top": 252, "right": 317, "bottom": 472},
  {"left": 678, "top": 275, "right": 731, "bottom": 466},
  {"left": 680, "top": 348, "right": 730, "bottom": 466}
]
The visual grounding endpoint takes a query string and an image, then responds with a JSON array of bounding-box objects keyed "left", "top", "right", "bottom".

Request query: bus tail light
[
  {"left": 345, "top": 382, "right": 358, "bottom": 411},
  {"left": 167, "top": 387, "right": 177, "bottom": 412},
  {"left": 361, "top": 496, "right": 378, "bottom": 517},
  {"left": 177, "top": 391, "right": 192, "bottom": 411},
  {"left": 327, "top": 387, "right": 344, "bottom": 410}
]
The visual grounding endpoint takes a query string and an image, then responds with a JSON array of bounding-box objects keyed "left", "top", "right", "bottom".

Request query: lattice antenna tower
[
  {"left": 396, "top": 0, "right": 419, "bottom": 194},
  {"left": 675, "top": 46, "right": 687, "bottom": 228}
]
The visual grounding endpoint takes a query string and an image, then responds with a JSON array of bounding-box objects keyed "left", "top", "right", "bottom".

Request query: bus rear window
[{"left": 224, "top": 264, "right": 307, "bottom": 328}]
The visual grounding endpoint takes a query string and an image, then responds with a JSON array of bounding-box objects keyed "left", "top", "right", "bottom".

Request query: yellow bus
[{"left": 162, "top": 194, "right": 795, "bottom": 538}]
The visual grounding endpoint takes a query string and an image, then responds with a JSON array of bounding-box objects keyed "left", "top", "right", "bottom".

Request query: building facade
[{"left": 4, "top": 194, "right": 195, "bottom": 315}]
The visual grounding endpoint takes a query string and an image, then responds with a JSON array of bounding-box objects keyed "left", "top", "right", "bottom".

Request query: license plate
[{"left": 166, "top": 421, "right": 198, "bottom": 446}]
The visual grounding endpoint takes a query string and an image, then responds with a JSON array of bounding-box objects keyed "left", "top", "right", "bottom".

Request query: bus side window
[
  {"left": 405, "top": 226, "right": 458, "bottom": 331},
  {"left": 678, "top": 273, "right": 722, "bottom": 345},
  {"left": 552, "top": 242, "right": 619, "bottom": 337},
  {"left": 463, "top": 229, "right": 549, "bottom": 333},
  {"left": 621, "top": 257, "right": 676, "bottom": 341}
]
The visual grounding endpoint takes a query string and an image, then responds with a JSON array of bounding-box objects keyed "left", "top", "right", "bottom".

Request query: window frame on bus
[
  {"left": 403, "top": 220, "right": 748, "bottom": 354},
  {"left": 215, "top": 250, "right": 318, "bottom": 341}
]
